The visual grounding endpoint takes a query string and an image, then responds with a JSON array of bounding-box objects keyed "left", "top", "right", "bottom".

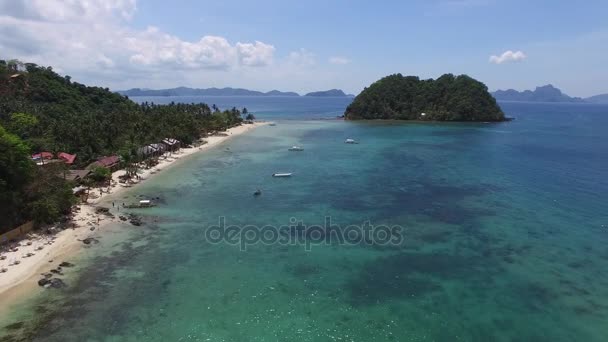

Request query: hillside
[{"left": 345, "top": 74, "right": 505, "bottom": 121}]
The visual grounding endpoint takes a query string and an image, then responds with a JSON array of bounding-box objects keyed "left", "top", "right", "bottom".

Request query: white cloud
[
  {"left": 489, "top": 50, "right": 527, "bottom": 64},
  {"left": 287, "top": 48, "right": 316, "bottom": 67},
  {"left": 0, "top": 0, "right": 137, "bottom": 21},
  {"left": 236, "top": 41, "right": 275, "bottom": 67},
  {"left": 329, "top": 56, "right": 350, "bottom": 65},
  {"left": 0, "top": 0, "right": 277, "bottom": 87}
]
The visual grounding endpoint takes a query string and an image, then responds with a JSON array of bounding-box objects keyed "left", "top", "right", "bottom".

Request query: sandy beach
[{"left": 0, "top": 122, "right": 266, "bottom": 311}]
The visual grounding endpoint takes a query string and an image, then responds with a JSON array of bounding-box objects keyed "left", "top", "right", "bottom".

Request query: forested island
[
  {"left": 344, "top": 74, "right": 506, "bottom": 121},
  {"left": 0, "top": 60, "right": 250, "bottom": 233}
]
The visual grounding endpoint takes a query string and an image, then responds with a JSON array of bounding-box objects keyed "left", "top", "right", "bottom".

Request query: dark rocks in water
[
  {"left": 128, "top": 214, "right": 143, "bottom": 226},
  {"left": 130, "top": 219, "right": 142, "bottom": 226},
  {"left": 4, "top": 321, "right": 25, "bottom": 331},
  {"left": 42, "top": 273, "right": 53, "bottom": 279},
  {"left": 47, "top": 278, "right": 67, "bottom": 289},
  {"left": 254, "top": 189, "right": 262, "bottom": 197},
  {"left": 82, "top": 237, "right": 99, "bottom": 245},
  {"left": 95, "top": 207, "right": 110, "bottom": 214},
  {"left": 38, "top": 277, "right": 66, "bottom": 289},
  {"left": 119, "top": 215, "right": 128, "bottom": 221},
  {"left": 50, "top": 269, "right": 63, "bottom": 275},
  {"left": 59, "top": 262, "right": 75, "bottom": 268}
]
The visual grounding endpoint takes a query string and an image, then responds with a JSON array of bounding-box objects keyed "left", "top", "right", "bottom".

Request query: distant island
[
  {"left": 117, "top": 87, "right": 299, "bottom": 97},
  {"left": 117, "top": 87, "right": 353, "bottom": 98},
  {"left": 304, "top": 89, "right": 352, "bottom": 97},
  {"left": 492, "top": 85, "right": 584, "bottom": 103},
  {"left": 345, "top": 74, "right": 505, "bottom": 121},
  {"left": 585, "top": 94, "right": 608, "bottom": 104},
  {"left": 492, "top": 85, "right": 608, "bottom": 103}
]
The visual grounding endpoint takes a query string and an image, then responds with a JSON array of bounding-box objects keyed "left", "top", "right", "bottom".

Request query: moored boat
[
  {"left": 288, "top": 146, "right": 304, "bottom": 151},
  {"left": 272, "top": 173, "right": 292, "bottom": 177}
]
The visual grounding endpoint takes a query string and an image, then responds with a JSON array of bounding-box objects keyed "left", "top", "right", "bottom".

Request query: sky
[{"left": 0, "top": 0, "right": 607, "bottom": 97}]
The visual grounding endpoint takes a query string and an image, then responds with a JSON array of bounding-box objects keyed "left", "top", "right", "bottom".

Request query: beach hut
[
  {"left": 64, "top": 169, "right": 92, "bottom": 182},
  {"left": 58, "top": 152, "right": 77, "bottom": 165},
  {"left": 31, "top": 152, "right": 53, "bottom": 161},
  {"left": 162, "top": 138, "right": 181, "bottom": 152},
  {"left": 86, "top": 155, "right": 120, "bottom": 171},
  {"left": 137, "top": 144, "right": 158, "bottom": 158}
]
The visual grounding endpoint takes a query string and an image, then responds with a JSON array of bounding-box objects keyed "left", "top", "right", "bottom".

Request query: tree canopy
[{"left": 344, "top": 74, "right": 505, "bottom": 121}]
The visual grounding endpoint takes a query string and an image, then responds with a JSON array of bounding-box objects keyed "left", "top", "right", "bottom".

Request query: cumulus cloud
[
  {"left": 329, "top": 56, "right": 350, "bottom": 65},
  {"left": 0, "top": 0, "right": 276, "bottom": 87},
  {"left": 236, "top": 41, "right": 275, "bottom": 67},
  {"left": 0, "top": 0, "right": 137, "bottom": 21},
  {"left": 489, "top": 50, "right": 527, "bottom": 64}
]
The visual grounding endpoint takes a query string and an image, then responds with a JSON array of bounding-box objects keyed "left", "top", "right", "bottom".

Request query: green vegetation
[
  {"left": 345, "top": 74, "right": 505, "bottom": 121},
  {"left": 89, "top": 166, "right": 111, "bottom": 183},
  {"left": 0, "top": 60, "right": 247, "bottom": 233}
]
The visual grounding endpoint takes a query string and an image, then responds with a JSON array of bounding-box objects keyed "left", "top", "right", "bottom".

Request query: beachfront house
[
  {"left": 63, "top": 169, "right": 92, "bottom": 183},
  {"left": 57, "top": 152, "right": 77, "bottom": 165},
  {"left": 137, "top": 144, "right": 158, "bottom": 158},
  {"left": 86, "top": 155, "right": 120, "bottom": 171},
  {"left": 31, "top": 152, "right": 53, "bottom": 165},
  {"left": 162, "top": 138, "right": 181, "bottom": 152}
]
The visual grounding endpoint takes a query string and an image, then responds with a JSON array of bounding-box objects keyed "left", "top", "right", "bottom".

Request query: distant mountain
[
  {"left": 585, "top": 93, "right": 608, "bottom": 104},
  {"left": 492, "top": 85, "right": 584, "bottom": 103},
  {"left": 117, "top": 87, "right": 300, "bottom": 97},
  {"left": 304, "top": 89, "right": 349, "bottom": 97},
  {"left": 265, "top": 90, "right": 300, "bottom": 97}
]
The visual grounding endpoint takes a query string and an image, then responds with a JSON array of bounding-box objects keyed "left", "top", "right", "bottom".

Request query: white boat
[
  {"left": 345, "top": 138, "right": 358, "bottom": 144},
  {"left": 288, "top": 146, "right": 304, "bottom": 151},
  {"left": 272, "top": 173, "right": 292, "bottom": 177}
]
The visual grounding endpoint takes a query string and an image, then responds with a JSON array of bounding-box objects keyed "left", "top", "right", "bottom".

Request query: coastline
[{"left": 0, "top": 122, "right": 267, "bottom": 315}]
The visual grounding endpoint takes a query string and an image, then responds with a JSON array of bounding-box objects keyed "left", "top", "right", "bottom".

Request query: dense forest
[
  {"left": 0, "top": 60, "right": 249, "bottom": 233},
  {"left": 344, "top": 74, "right": 505, "bottom": 121}
]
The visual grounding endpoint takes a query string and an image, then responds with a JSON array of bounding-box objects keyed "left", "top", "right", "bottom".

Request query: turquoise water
[{"left": 1, "top": 100, "right": 608, "bottom": 341}]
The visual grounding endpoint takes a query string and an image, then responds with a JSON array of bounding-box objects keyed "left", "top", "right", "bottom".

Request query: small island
[
  {"left": 344, "top": 74, "right": 506, "bottom": 121},
  {"left": 305, "top": 89, "right": 350, "bottom": 97}
]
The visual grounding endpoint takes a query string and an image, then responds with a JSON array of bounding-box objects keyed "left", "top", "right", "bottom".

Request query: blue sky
[{"left": 1, "top": 0, "right": 607, "bottom": 96}]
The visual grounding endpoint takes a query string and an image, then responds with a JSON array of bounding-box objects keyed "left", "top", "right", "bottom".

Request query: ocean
[{"left": 1, "top": 98, "right": 607, "bottom": 341}]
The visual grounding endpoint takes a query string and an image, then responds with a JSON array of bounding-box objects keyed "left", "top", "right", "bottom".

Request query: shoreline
[{"left": 0, "top": 122, "right": 267, "bottom": 315}]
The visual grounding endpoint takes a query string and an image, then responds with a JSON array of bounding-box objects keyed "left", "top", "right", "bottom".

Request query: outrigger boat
[
  {"left": 345, "top": 138, "right": 358, "bottom": 144},
  {"left": 288, "top": 146, "right": 304, "bottom": 151}
]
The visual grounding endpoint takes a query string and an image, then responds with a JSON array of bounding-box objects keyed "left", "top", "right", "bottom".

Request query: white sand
[{"left": 0, "top": 122, "right": 266, "bottom": 307}]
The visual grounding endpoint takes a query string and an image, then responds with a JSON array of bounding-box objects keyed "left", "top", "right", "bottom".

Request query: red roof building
[
  {"left": 58, "top": 152, "right": 77, "bottom": 164},
  {"left": 32, "top": 152, "right": 53, "bottom": 160},
  {"left": 97, "top": 155, "right": 119, "bottom": 168},
  {"left": 87, "top": 155, "right": 120, "bottom": 170}
]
